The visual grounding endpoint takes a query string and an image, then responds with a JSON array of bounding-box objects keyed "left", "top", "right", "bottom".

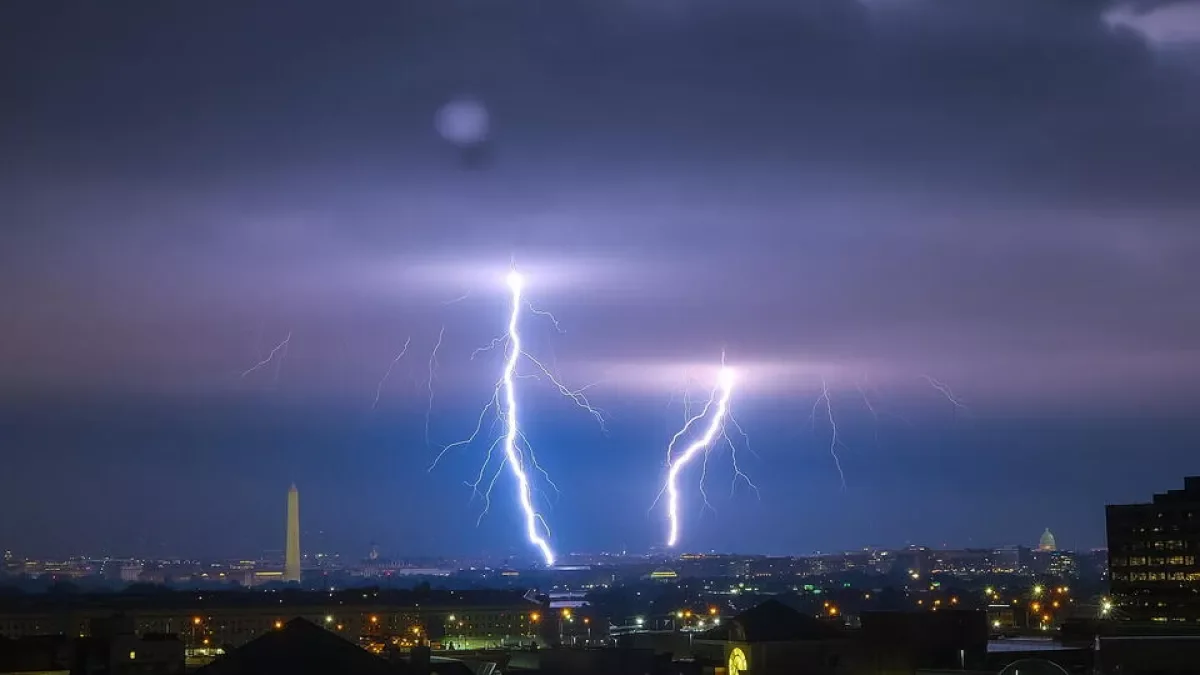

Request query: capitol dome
[{"left": 1038, "top": 528, "right": 1057, "bottom": 551}]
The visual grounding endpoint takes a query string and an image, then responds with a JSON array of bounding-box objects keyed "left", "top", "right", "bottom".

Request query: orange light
[
  {"left": 584, "top": 617, "right": 590, "bottom": 624},
  {"left": 1031, "top": 602, "right": 1041, "bottom": 612},
  {"left": 193, "top": 617, "right": 202, "bottom": 625},
  {"left": 561, "top": 609, "right": 571, "bottom": 619},
  {"left": 412, "top": 627, "right": 420, "bottom": 635},
  {"left": 202, "top": 638, "right": 209, "bottom": 645},
  {"left": 1052, "top": 601, "right": 1060, "bottom": 608},
  {"left": 829, "top": 607, "right": 839, "bottom": 616},
  {"left": 370, "top": 616, "right": 378, "bottom": 624},
  {"left": 950, "top": 597, "right": 958, "bottom": 605},
  {"left": 684, "top": 610, "right": 692, "bottom": 618},
  {"left": 709, "top": 607, "right": 718, "bottom": 615},
  {"left": 530, "top": 612, "right": 541, "bottom": 622},
  {"left": 1043, "top": 614, "right": 1051, "bottom": 623},
  {"left": 274, "top": 620, "right": 283, "bottom": 629}
]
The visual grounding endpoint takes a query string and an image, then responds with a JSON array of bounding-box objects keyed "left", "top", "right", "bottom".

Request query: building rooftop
[
  {"left": 697, "top": 599, "right": 844, "bottom": 643},
  {"left": 195, "top": 618, "right": 405, "bottom": 675}
]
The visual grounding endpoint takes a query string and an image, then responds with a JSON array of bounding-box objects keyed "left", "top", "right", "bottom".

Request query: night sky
[{"left": 2, "top": 1, "right": 1200, "bottom": 560}]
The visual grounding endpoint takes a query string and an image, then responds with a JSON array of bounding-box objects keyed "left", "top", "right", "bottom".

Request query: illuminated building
[
  {"left": 284, "top": 484, "right": 300, "bottom": 584},
  {"left": 1038, "top": 528, "right": 1057, "bottom": 552},
  {"left": 1107, "top": 476, "right": 1200, "bottom": 622}
]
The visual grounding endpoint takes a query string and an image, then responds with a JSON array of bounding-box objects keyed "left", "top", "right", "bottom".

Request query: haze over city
[{"left": 3, "top": 0, "right": 1200, "bottom": 560}]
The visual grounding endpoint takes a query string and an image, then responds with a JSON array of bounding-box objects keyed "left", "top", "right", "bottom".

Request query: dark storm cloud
[
  {"left": 6, "top": 1, "right": 1200, "bottom": 557},
  {"left": 1, "top": 0, "right": 1199, "bottom": 406}
]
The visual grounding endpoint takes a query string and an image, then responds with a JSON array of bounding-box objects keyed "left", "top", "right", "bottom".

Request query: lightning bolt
[
  {"left": 496, "top": 271, "right": 556, "bottom": 565},
  {"left": 371, "top": 336, "right": 412, "bottom": 410},
  {"left": 922, "top": 375, "right": 970, "bottom": 415},
  {"left": 431, "top": 268, "right": 605, "bottom": 567},
  {"left": 425, "top": 326, "right": 445, "bottom": 445},
  {"left": 660, "top": 366, "right": 736, "bottom": 548},
  {"left": 241, "top": 332, "right": 292, "bottom": 379},
  {"left": 812, "top": 377, "right": 847, "bottom": 489}
]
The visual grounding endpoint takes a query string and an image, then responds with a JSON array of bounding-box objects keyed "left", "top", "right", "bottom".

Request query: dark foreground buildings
[
  {"left": 1107, "top": 476, "right": 1200, "bottom": 622},
  {"left": 0, "top": 588, "right": 540, "bottom": 652}
]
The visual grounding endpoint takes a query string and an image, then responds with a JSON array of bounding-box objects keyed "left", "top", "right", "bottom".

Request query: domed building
[{"left": 1038, "top": 528, "right": 1057, "bottom": 552}]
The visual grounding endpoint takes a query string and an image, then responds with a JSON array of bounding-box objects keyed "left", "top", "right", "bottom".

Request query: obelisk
[{"left": 284, "top": 484, "right": 301, "bottom": 583}]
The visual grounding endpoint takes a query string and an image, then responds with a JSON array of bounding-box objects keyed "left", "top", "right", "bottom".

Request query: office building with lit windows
[{"left": 1106, "top": 476, "right": 1200, "bottom": 622}]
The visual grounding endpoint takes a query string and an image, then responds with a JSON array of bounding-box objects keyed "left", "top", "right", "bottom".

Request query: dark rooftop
[
  {"left": 698, "top": 599, "right": 845, "bottom": 643},
  {"left": 194, "top": 618, "right": 405, "bottom": 675}
]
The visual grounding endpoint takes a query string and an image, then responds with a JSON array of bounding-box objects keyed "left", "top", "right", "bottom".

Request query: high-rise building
[
  {"left": 284, "top": 484, "right": 301, "bottom": 583},
  {"left": 1106, "top": 476, "right": 1200, "bottom": 621}
]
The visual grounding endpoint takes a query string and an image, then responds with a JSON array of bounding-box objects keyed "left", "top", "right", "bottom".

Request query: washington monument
[{"left": 284, "top": 483, "right": 300, "bottom": 583}]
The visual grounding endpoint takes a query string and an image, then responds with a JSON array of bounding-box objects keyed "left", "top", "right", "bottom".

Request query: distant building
[
  {"left": 1039, "top": 528, "right": 1058, "bottom": 552},
  {"left": 284, "top": 485, "right": 300, "bottom": 584},
  {"left": 1107, "top": 476, "right": 1200, "bottom": 621},
  {"left": 993, "top": 546, "right": 1033, "bottom": 574}
]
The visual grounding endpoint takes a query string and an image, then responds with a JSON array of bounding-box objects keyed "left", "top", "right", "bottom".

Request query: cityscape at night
[{"left": 4, "top": 0, "right": 1200, "bottom": 674}]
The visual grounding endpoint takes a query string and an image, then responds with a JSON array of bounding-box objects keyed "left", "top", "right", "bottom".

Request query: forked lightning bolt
[
  {"left": 430, "top": 269, "right": 604, "bottom": 567},
  {"left": 661, "top": 366, "right": 736, "bottom": 547},
  {"left": 493, "top": 271, "right": 552, "bottom": 564}
]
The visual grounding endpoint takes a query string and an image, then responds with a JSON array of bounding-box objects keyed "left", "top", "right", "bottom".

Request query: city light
[
  {"left": 274, "top": 620, "right": 283, "bottom": 629},
  {"left": 530, "top": 612, "right": 541, "bottom": 622},
  {"left": 193, "top": 617, "right": 202, "bottom": 625},
  {"left": 325, "top": 615, "right": 333, "bottom": 624},
  {"left": 635, "top": 617, "right": 644, "bottom": 626},
  {"left": 1032, "top": 584, "right": 1044, "bottom": 597},
  {"left": 448, "top": 615, "right": 456, "bottom": 622}
]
